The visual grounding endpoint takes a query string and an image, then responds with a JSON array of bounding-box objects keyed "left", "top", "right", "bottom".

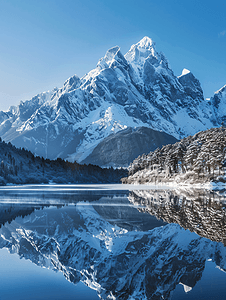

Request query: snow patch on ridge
[{"left": 178, "top": 68, "right": 191, "bottom": 77}]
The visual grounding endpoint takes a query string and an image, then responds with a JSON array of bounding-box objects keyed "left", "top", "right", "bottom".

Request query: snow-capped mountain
[
  {"left": 0, "top": 37, "right": 223, "bottom": 165},
  {"left": 1, "top": 194, "right": 226, "bottom": 299},
  {"left": 211, "top": 84, "right": 226, "bottom": 125}
]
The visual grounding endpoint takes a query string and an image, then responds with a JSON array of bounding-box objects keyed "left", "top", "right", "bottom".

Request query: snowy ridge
[
  {"left": 211, "top": 84, "right": 226, "bottom": 125},
  {"left": 0, "top": 37, "right": 224, "bottom": 164}
]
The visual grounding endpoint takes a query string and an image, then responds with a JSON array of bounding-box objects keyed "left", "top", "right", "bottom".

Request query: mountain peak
[
  {"left": 97, "top": 46, "right": 127, "bottom": 70},
  {"left": 137, "top": 36, "right": 155, "bottom": 49},
  {"left": 125, "top": 36, "right": 158, "bottom": 64},
  {"left": 63, "top": 75, "right": 81, "bottom": 92},
  {"left": 104, "top": 46, "right": 121, "bottom": 64}
]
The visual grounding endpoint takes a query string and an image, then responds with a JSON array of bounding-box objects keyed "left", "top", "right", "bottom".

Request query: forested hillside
[
  {"left": 123, "top": 127, "right": 226, "bottom": 185},
  {"left": 0, "top": 138, "right": 127, "bottom": 185}
]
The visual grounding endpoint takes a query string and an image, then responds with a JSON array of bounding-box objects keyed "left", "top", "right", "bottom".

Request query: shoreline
[{"left": 0, "top": 182, "right": 225, "bottom": 191}]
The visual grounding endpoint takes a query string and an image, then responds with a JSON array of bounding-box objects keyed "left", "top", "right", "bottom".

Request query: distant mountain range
[{"left": 0, "top": 36, "right": 225, "bottom": 167}]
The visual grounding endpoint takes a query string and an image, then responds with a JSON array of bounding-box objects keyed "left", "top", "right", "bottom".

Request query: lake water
[{"left": 0, "top": 184, "right": 226, "bottom": 300}]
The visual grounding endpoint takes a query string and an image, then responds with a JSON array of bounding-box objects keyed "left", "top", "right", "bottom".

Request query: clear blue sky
[{"left": 0, "top": 0, "right": 225, "bottom": 110}]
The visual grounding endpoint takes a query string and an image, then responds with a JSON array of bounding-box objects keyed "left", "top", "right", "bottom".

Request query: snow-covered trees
[{"left": 124, "top": 127, "right": 226, "bottom": 184}]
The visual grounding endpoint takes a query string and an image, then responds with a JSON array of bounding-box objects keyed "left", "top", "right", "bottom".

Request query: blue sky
[{"left": 0, "top": 0, "right": 225, "bottom": 110}]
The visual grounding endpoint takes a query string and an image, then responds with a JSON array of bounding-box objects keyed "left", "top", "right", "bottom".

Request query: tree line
[{"left": 0, "top": 137, "right": 127, "bottom": 185}]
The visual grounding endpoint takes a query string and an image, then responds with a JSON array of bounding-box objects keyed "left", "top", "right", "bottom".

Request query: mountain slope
[
  {"left": 82, "top": 126, "right": 178, "bottom": 167},
  {"left": 0, "top": 37, "right": 221, "bottom": 165}
]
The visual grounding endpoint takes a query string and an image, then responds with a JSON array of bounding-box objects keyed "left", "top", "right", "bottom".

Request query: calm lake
[{"left": 0, "top": 184, "right": 225, "bottom": 300}]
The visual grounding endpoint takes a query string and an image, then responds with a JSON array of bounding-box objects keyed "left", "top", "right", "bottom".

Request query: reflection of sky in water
[
  {"left": 0, "top": 248, "right": 98, "bottom": 300},
  {"left": 0, "top": 185, "right": 226, "bottom": 300}
]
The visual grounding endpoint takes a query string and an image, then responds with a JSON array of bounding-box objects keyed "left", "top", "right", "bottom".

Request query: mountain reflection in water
[{"left": 0, "top": 186, "right": 226, "bottom": 300}]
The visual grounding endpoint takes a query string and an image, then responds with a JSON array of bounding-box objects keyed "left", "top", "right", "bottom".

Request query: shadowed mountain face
[
  {"left": 0, "top": 189, "right": 226, "bottom": 299},
  {"left": 82, "top": 126, "right": 178, "bottom": 167},
  {"left": 0, "top": 37, "right": 223, "bottom": 166}
]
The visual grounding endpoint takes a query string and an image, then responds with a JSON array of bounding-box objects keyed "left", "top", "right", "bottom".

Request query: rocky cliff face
[
  {"left": 0, "top": 37, "right": 223, "bottom": 166},
  {"left": 0, "top": 193, "right": 226, "bottom": 299}
]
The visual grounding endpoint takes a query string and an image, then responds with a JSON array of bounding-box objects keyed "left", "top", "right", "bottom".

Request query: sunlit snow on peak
[
  {"left": 96, "top": 46, "right": 123, "bottom": 70},
  {"left": 125, "top": 36, "right": 158, "bottom": 64},
  {"left": 137, "top": 36, "right": 155, "bottom": 48},
  {"left": 181, "top": 68, "right": 191, "bottom": 76}
]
